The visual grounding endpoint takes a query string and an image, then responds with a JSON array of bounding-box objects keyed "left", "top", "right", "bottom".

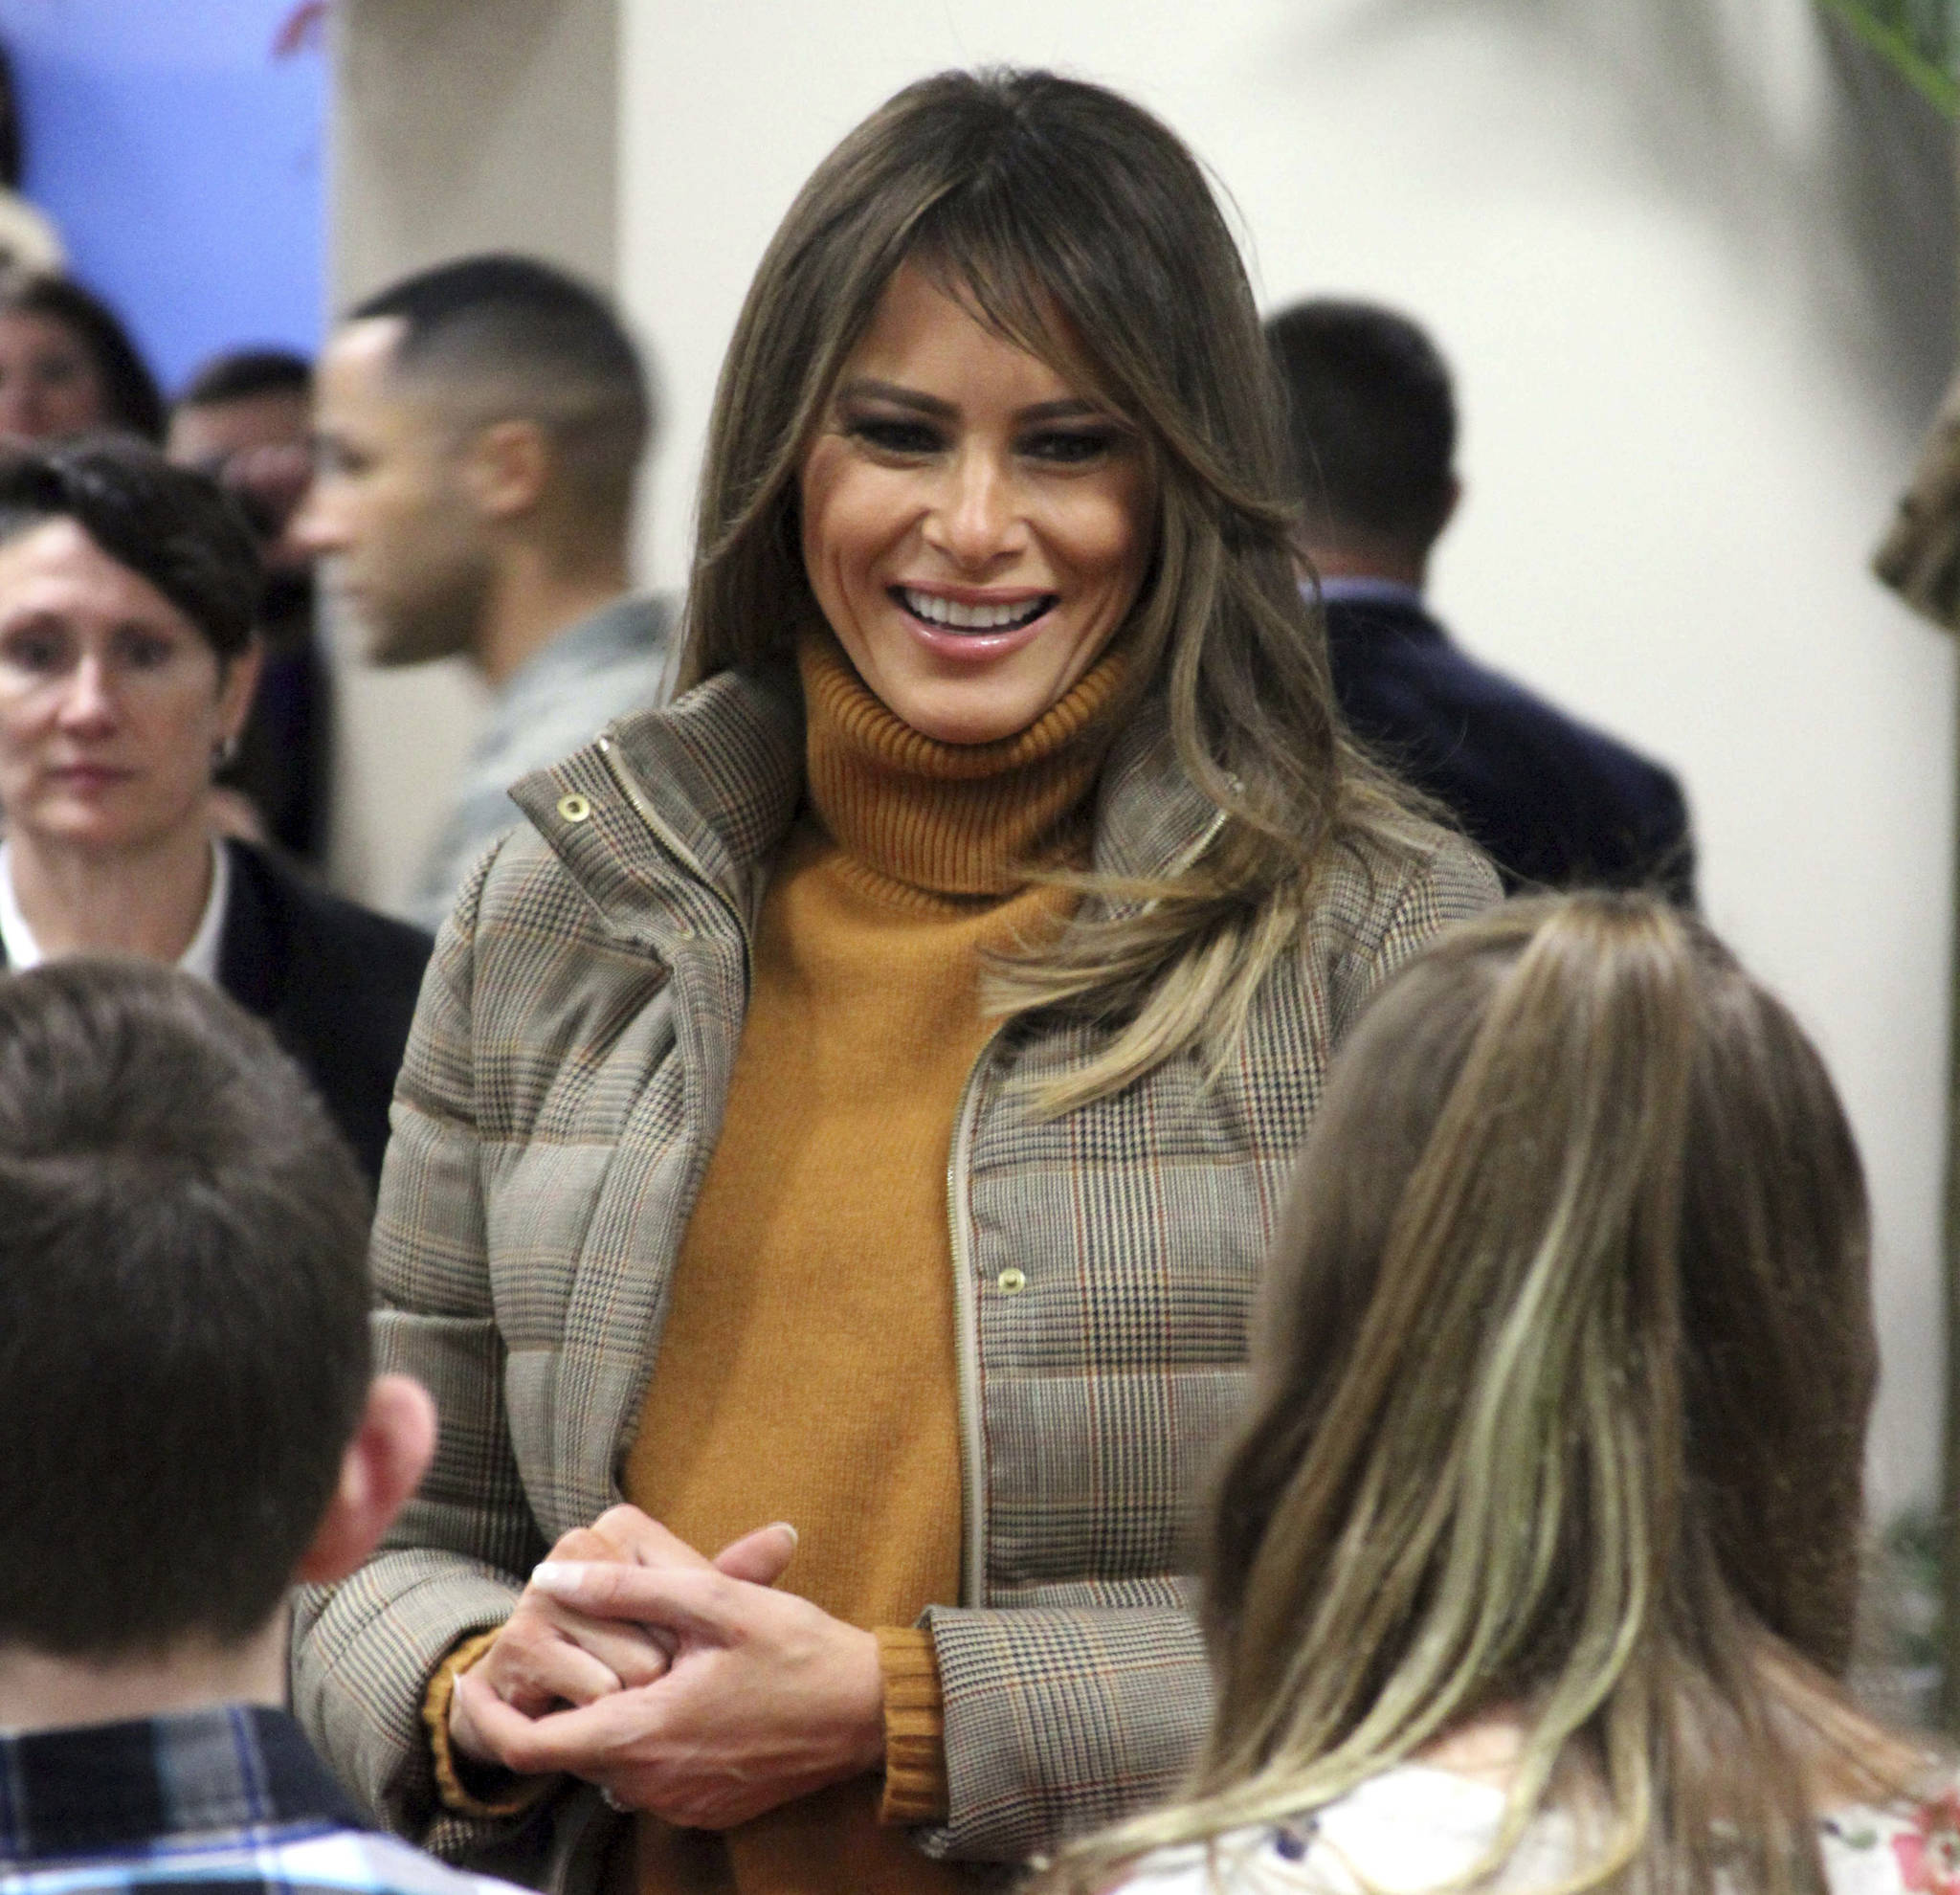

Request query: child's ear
[{"left": 295, "top": 1374, "right": 437, "bottom": 1585}]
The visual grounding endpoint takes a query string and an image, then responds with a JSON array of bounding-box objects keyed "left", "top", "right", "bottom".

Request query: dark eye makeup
[
  {"left": 1019, "top": 426, "right": 1123, "bottom": 464},
  {"left": 844, "top": 414, "right": 945, "bottom": 457},
  {"left": 840, "top": 410, "right": 1129, "bottom": 468}
]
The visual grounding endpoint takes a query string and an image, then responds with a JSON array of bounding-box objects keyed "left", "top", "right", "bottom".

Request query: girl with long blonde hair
[{"left": 1058, "top": 892, "right": 1937, "bottom": 1895}]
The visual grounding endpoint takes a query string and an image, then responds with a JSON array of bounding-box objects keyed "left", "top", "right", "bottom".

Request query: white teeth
[{"left": 900, "top": 588, "right": 1050, "bottom": 632}]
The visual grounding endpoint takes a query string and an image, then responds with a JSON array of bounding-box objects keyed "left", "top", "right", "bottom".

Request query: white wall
[{"left": 620, "top": 0, "right": 1958, "bottom": 1517}]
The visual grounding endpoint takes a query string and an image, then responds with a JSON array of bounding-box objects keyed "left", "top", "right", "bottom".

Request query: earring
[{"left": 212, "top": 731, "right": 240, "bottom": 773}]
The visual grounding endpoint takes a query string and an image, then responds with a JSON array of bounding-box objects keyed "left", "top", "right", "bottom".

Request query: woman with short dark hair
[
  {"left": 0, "top": 440, "right": 429, "bottom": 1178},
  {"left": 294, "top": 68, "right": 1495, "bottom": 1891}
]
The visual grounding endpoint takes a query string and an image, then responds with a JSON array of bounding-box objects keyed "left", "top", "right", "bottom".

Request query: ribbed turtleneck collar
[{"left": 798, "top": 626, "right": 1133, "bottom": 900}]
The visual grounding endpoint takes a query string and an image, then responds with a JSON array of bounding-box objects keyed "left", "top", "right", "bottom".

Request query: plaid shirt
[
  {"left": 293, "top": 663, "right": 1500, "bottom": 1884},
  {"left": 0, "top": 1704, "right": 523, "bottom": 1895}
]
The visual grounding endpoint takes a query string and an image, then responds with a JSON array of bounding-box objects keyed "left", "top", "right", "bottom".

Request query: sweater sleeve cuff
[
  {"left": 423, "top": 1625, "right": 557, "bottom": 1818},
  {"left": 875, "top": 1625, "right": 950, "bottom": 1826}
]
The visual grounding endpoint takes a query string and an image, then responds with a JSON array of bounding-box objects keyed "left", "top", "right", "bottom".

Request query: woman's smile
[
  {"left": 799, "top": 264, "right": 1156, "bottom": 745},
  {"left": 888, "top": 581, "right": 1058, "bottom": 655}
]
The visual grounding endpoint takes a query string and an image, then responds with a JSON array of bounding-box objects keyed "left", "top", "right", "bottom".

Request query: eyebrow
[{"left": 835, "top": 378, "right": 1106, "bottom": 425}]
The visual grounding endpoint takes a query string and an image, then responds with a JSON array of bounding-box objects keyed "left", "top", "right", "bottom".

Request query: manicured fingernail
[
  {"left": 530, "top": 1560, "right": 592, "bottom": 1595},
  {"left": 769, "top": 1522, "right": 798, "bottom": 1546}
]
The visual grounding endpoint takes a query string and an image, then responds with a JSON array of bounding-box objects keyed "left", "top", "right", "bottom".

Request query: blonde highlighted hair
[
  {"left": 1048, "top": 893, "right": 1927, "bottom": 1895},
  {"left": 679, "top": 67, "right": 1435, "bottom": 1112}
]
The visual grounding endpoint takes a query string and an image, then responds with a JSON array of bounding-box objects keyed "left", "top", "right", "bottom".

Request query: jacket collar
[
  {"left": 509, "top": 660, "right": 1220, "bottom": 935},
  {"left": 1088, "top": 699, "right": 1224, "bottom": 896},
  {"left": 1319, "top": 590, "right": 1448, "bottom": 650}
]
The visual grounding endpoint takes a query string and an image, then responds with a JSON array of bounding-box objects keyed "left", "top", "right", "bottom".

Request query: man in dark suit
[{"left": 1265, "top": 299, "right": 1695, "bottom": 903}]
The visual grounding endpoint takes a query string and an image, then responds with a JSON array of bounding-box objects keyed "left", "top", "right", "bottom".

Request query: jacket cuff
[
  {"left": 875, "top": 1626, "right": 949, "bottom": 1825},
  {"left": 423, "top": 1626, "right": 556, "bottom": 1818}
]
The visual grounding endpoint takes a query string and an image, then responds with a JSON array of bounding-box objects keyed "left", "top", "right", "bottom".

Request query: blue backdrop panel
[{"left": 0, "top": 0, "right": 325, "bottom": 397}]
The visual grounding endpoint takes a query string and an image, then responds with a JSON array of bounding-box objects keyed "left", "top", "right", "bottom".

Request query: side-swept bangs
[{"left": 682, "top": 66, "right": 1294, "bottom": 693}]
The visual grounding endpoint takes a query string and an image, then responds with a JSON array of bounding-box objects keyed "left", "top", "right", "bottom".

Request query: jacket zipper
[
  {"left": 945, "top": 1027, "right": 1003, "bottom": 1608},
  {"left": 595, "top": 734, "right": 752, "bottom": 990},
  {"left": 591, "top": 730, "right": 757, "bottom": 1517},
  {"left": 607, "top": 713, "right": 990, "bottom": 1604},
  {"left": 595, "top": 733, "right": 716, "bottom": 895}
]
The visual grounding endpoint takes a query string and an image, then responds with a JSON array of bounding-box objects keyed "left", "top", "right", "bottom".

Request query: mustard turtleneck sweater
[{"left": 618, "top": 629, "right": 1130, "bottom": 1894}]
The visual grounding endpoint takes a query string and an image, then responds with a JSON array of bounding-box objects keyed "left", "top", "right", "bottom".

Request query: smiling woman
[
  {"left": 798, "top": 264, "right": 1155, "bottom": 746},
  {"left": 292, "top": 68, "right": 1499, "bottom": 1895}
]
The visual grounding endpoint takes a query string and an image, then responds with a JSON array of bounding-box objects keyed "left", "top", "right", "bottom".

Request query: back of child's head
[
  {"left": 1050, "top": 892, "right": 1901, "bottom": 1895},
  {"left": 0, "top": 961, "right": 373, "bottom": 1658},
  {"left": 1214, "top": 890, "right": 1871, "bottom": 1694}
]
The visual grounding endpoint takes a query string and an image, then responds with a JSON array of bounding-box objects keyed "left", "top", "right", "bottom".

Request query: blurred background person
[
  {"left": 1051, "top": 892, "right": 1924, "bottom": 1895},
  {"left": 0, "top": 272, "right": 163, "bottom": 443},
  {"left": 170, "top": 346, "right": 331, "bottom": 862},
  {"left": 1266, "top": 299, "right": 1695, "bottom": 903},
  {"left": 294, "top": 253, "right": 668, "bottom": 931},
  {"left": 0, "top": 440, "right": 429, "bottom": 1181}
]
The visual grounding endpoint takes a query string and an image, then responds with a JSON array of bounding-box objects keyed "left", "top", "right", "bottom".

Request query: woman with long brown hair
[
  {"left": 1057, "top": 892, "right": 1934, "bottom": 1895},
  {"left": 0, "top": 275, "right": 164, "bottom": 444},
  {"left": 293, "top": 68, "right": 1494, "bottom": 1893}
]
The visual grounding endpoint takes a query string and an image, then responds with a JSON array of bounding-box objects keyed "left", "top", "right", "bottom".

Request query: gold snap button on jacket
[
  {"left": 557, "top": 792, "right": 592, "bottom": 823},
  {"left": 996, "top": 1267, "right": 1027, "bottom": 1295}
]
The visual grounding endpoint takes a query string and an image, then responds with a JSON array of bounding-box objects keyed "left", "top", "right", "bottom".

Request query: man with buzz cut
[
  {"left": 0, "top": 960, "right": 505, "bottom": 1894},
  {"left": 1266, "top": 298, "right": 1696, "bottom": 903},
  {"left": 294, "top": 254, "right": 669, "bottom": 931}
]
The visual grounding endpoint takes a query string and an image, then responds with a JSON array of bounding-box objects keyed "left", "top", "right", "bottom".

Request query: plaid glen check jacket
[{"left": 291, "top": 661, "right": 1498, "bottom": 1886}]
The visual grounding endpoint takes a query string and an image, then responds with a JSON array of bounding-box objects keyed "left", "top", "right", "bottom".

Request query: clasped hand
[{"left": 448, "top": 1505, "right": 885, "bottom": 1829}]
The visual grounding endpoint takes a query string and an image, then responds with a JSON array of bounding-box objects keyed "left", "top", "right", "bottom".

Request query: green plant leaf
[{"left": 1816, "top": 0, "right": 1960, "bottom": 117}]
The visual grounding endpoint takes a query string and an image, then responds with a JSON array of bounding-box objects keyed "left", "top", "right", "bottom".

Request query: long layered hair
[
  {"left": 0, "top": 275, "right": 166, "bottom": 443},
  {"left": 1050, "top": 893, "right": 1923, "bottom": 1895},
  {"left": 679, "top": 68, "right": 1432, "bottom": 1111}
]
